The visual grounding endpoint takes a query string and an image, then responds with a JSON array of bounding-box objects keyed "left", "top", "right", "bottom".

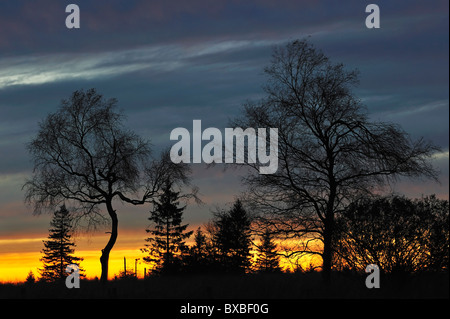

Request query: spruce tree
[
  {"left": 142, "top": 181, "right": 193, "bottom": 274},
  {"left": 39, "top": 205, "right": 84, "bottom": 281},
  {"left": 190, "top": 227, "right": 208, "bottom": 262},
  {"left": 184, "top": 227, "right": 213, "bottom": 273},
  {"left": 255, "top": 230, "right": 282, "bottom": 273},
  {"left": 25, "top": 271, "right": 36, "bottom": 284},
  {"left": 213, "top": 199, "right": 252, "bottom": 273}
]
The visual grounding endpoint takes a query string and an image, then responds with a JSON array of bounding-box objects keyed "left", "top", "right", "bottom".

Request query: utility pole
[{"left": 135, "top": 258, "right": 139, "bottom": 277}]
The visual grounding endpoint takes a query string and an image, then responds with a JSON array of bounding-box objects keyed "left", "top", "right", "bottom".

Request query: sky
[{"left": 0, "top": 0, "right": 448, "bottom": 282}]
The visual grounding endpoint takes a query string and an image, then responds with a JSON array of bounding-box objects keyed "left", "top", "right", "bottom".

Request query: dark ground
[{"left": 1, "top": 271, "right": 448, "bottom": 299}]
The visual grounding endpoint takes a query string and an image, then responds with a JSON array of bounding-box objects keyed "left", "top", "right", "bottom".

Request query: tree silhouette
[
  {"left": 25, "top": 271, "right": 36, "bottom": 284},
  {"left": 232, "top": 39, "right": 440, "bottom": 282},
  {"left": 39, "top": 205, "right": 84, "bottom": 282},
  {"left": 192, "top": 227, "right": 208, "bottom": 258},
  {"left": 184, "top": 227, "right": 213, "bottom": 273},
  {"left": 416, "top": 195, "right": 449, "bottom": 271},
  {"left": 255, "top": 230, "right": 282, "bottom": 273},
  {"left": 23, "top": 88, "right": 194, "bottom": 283},
  {"left": 142, "top": 181, "right": 193, "bottom": 274},
  {"left": 334, "top": 195, "right": 449, "bottom": 273},
  {"left": 212, "top": 200, "right": 252, "bottom": 274}
]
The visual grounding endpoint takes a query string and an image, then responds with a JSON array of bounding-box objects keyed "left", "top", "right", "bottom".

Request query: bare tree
[
  {"left": 24, "top": 88, "right": 195, "bottom": 283},
  {"left": 232, "top": 39, "right": 440, "bottom": 282},
  {"left": 334, "top": 194, "right": 449, "bottom": 274}
]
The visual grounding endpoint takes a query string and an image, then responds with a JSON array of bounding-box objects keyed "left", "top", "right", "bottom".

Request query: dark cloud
[{"left": 0, "top": 0, "right": 448, "bottom": 239}]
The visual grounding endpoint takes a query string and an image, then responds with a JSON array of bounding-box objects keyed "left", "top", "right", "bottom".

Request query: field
[{"left": 1, "top": 271, "right": 448, "bottom": 299}]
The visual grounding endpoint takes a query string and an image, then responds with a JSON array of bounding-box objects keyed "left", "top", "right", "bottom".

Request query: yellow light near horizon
[
  {"left": 0, "top": 233, "right": 324, "bottom": 283},
  {"left": 0, "top": 248, "right": 147, "bottom": 283},
  {"left": 0, "top": 252, "right": 41, "bottom": 283},
  {"left": 0, "top": 231, "right": 149, "bottom": 283}
]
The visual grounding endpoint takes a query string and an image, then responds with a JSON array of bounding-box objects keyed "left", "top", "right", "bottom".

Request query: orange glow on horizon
[
  {"left": 0, "top": 249, "right": 147, "bottom": 283},
  {"left": 0, "top": 231, "right": 323, "bottom": 283},
  {"left": 0, "top": 230, "right": 150, "bottom": 283}
]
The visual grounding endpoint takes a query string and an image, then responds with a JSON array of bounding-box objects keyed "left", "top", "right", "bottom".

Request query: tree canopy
[
  {"left": 24, "top": 88, "right": 194, "bottom": 282},
  {"left": 232, "top": 39, "right": 440, "bottom": 281}
]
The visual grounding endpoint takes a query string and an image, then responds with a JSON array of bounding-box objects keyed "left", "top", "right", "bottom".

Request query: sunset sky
[{"left": 0, "top": 0, "right": 448, "bottom": 282}]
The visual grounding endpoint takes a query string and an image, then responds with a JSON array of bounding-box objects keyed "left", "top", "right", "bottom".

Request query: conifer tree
[
  {"left": 213, "top": 200, "right": 253, "bottom": 273},
  {"left": 191, "top": 227, "right": 208, "bottom": 260},
  {"left": 39, "top": 205, "right": 84, "bottom": 281},
  {"left": 255, "top": 230, "right": 282, "bottom": 273},
  {"left": 184, "top": 227, "right": 214, "bottom": 273},
  {"left": 25, "top": 271, "right": 36, "bottom": 284},
  {"left": 142, "top": 181, "right": 193, "bottom": 274}
]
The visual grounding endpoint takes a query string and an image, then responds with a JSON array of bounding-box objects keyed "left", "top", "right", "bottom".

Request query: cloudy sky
[{"left": 0, "top": 0, "right": 448, "bottom": 281}]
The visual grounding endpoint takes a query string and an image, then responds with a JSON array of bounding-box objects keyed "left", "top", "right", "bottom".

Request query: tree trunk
[
  {"left": 322, "top": 220, "right": 333, "bottom": 284},
  {"left": 100, "top": 200, "right": 118, "bottom": 283},
  {"left": 322, "top": 183, "right": 336, "bottom": 284}
]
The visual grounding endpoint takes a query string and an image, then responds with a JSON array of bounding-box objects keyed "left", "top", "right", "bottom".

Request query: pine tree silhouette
[
  {"left": 213, "top": 200, "right": 252, "bottom": 273},
  {"left": 25, "top": 271, "right": 36, "bottom": 284},
  {"left": 255, "top": 230, "right": 282, "bottom": 273},
  {"left": 142, "top": 181, "right": 193, "bottom": 274},
  {"left": 39, "top": 205, "right": 84, "bottom": 282},
  {"left": 184, "top": 227, "right": 214, "bottom": 273}
]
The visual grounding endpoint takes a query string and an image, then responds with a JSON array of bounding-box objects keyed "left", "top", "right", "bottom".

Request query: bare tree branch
[
  {"left": 232, "top": 39, "right": 440, "bottom": 280},
  {"left": 23, "top": 88, "right": 195, "bottom": 282}
]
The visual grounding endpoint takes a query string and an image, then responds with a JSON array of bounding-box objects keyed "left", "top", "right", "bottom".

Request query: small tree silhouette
[
  {"left": 184, "top": 227, "right": 215, "bottom": 273},
  {"left": 39, "top": 205, "right": 84, "bottom": 282},
  {"left": 142, "top": 181, "right": 193, "bottom": 274},
  {"left": 213, "top": 200, "right": 253, "bottom": 274},
  {"left": 25, "top": 271, "right": 36, "bottom": 284},
  {"left": 255, "top": 230, "right": 282, "bottom": 273}
]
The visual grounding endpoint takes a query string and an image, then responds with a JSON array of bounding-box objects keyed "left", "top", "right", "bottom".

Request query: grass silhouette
[{"left": 1, "top": 271, "right": 447, "bottom": 299}]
